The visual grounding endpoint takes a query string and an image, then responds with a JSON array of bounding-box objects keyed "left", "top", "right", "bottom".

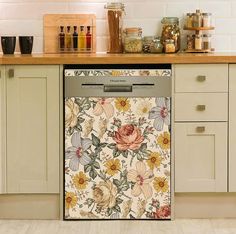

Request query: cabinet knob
[
  {"left": 196, "top": 75, "right": 206, "bottom": 82},
  {"left": 8, "top": 69, "right": 14, "bottom": 78},
  {"left": 196, "top": 126, "right": 205, "bottom": 132},
  {"left": 196, "top": 105, "right": 206, "bottom": 111}
]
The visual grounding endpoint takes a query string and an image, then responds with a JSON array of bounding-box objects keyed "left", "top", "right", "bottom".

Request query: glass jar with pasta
[
  {"left": 161, "top": 17, "right": 180, "bottom": 52},
  {"left": 104, "top": 2, "right": 125, "bottom": 53}
]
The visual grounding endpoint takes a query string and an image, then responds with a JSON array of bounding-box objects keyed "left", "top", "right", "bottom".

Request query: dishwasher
[{"left": 64, "top": 64, "right": 172, "bottom": 220}]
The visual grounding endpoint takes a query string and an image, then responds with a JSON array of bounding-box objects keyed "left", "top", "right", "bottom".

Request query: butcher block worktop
[{"left": 2, "top": 52, "right": 236, "bottom": 64}]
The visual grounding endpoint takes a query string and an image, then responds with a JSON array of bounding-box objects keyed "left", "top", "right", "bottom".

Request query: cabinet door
[
  {"left": 175, "top": 122, "right": 227, "bottom": 192},
  {"left": 6, "top": 65, "right": 59, "bottom": 193},
  {"left": 229, "top": 65, "right": 236, "bottom": 192},
  {"left": 0, "top": 66, "right": 6, "bottom": 194}
]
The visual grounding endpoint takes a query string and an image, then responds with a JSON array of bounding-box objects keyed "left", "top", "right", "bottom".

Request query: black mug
[
  {"left": 19, "top": 36, "right": 33, "bottom": 54},
  {"left": 1, "top": 36, "right": 16, "bottom": 54}
]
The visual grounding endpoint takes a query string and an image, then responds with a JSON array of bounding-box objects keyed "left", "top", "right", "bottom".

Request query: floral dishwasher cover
[{"left": 64, "top": 66, "right": 171, "bottom": 220}]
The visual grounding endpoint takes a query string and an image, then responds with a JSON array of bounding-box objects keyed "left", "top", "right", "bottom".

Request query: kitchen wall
[{"left": 0, "top": 0, "right": 234, "bottom": 53}]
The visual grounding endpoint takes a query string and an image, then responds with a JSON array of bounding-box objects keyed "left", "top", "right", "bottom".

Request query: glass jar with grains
[
  {"left": 142, "top": 36, "right": 154, "bottom": 53},
  {"left": 161, "top": 17, "right": 180, "bottom": 52},
  {"left": 123, "top": 27, "right": 142, "bottom": 53},
  {"left": 150, "top": 37, "right": 163, "bottom": 53},
  {"left": 104, "top": 2, "right": 125, "bottom": 53}
]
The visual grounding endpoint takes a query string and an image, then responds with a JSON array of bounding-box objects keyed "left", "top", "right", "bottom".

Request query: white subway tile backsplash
[
  {"left": 231, "top": 1, "right": 236, "bottom": 17},
  {"left": 199, "top": 1, "right": 231, "bottom": 18},
  {"left": 0, "top": 3, "right": 69, "bottom": 20},
  {"left": 231, "top": 36, "right": 236, "bottom": 52},
  {"left": 0, "top": 0, "right": 235, "bottom": 52},
  {"left": 215, "top": 18, "right": 236, "bottom": 34},
  {"left": 0, "top": 20, "right": 42, "bottom": 36},
  {"left": 124, "top": 19, "right": 162, "bottom": 36},
  {"left": 131, "top": 2, "right": 166, "bottom": 18},
  {"left": 68, "top": 3, "right": 106, "bottom": 19},
  {"left": 96, "top": 20, "right": 107, "bottom": 36},
  {"left": 166, "top": 2, "right": 199, "bottom": 18},
  {"left": 96, "top": 36, "right": 108, "bottom": 52},
  {"left": 212, "top": 35, "right": 231, "bottom": 51}
]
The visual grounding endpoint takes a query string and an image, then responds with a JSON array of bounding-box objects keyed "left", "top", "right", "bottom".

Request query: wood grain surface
[{"left": 1, "top": 52, "right": 236, "bottom": 64}]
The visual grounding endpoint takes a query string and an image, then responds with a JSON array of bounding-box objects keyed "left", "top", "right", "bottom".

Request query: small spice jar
[
  {"left": 123, "top": 27, "right": 142, "bottom": 53},
  {"left": 142, "top": 36, "right": 154, "bottom": 53},
  {"left": 164, "top": 39, "right": 175, "bottom": 53},
  {"left": 150, "top": 37, "right": 163, "bottom": 53},
  {"left": 192, "top": 9, "right": 202, "bottom": 27},
  {"left": 195, "top": 34, "right": 202, "bottom": 50},
  {"left": 187, "top": 35, "right": 194, "bottom": 50},
  {"left": 202, "top": 34, "right": 211, "bottom": 50},
  {"left": 186, "top": 13, "right": 193, "bottom": 28},
  {"left": 202, "top": 13, "right": 212, "bottom": 27}
]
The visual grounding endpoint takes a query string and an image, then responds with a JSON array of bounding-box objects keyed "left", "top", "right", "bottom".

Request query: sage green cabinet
[{"left": 3, "top": 65, "right": 60, "bottom": 193}]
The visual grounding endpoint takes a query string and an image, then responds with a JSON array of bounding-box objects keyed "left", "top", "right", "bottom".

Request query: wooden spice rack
[
  {"left": 184, "top": 26, "right": 215, "bottom": 53},
  {"left": 43, "top": 14, "right": 96, "bottom": 54}
]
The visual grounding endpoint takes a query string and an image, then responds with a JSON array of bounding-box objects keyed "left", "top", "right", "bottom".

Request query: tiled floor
[{"left": 0, "top": 219, "right": 236, "bottom": 234}]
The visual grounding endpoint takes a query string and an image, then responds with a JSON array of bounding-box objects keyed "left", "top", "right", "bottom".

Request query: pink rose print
[
  {"left": 155, "top": 205, "right": 171, "bottom": 219},
  {"left": 113, "top": 124, "right": 144, "bottom": 151}
]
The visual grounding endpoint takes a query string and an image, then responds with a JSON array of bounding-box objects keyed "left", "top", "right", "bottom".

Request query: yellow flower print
[
  {"left": 73, "top": 171, "right": 89, "bottom": 190},
  {"left": 136, "top": 101, "right": 152, "bottom": 116},
  {"left": 104, "top": 159, "right": 121, "bottom": 176},
  {"left": 65, "top": 192, "right": 78, "bottom": 209},
  {"left": 157, "top": 131, "right": 170, "bottom": 150},
  {"left": 146, "top": 152, "right": 162, "bottom": 170},
  {"left": 112, "top": 70, "right": 122, "bottom": 76},
  {"left": 153, "top": 177, "right": 169, "bottom": 193},
  {"left": 115, "top": 98, "right": 131, "bottom": 112}
]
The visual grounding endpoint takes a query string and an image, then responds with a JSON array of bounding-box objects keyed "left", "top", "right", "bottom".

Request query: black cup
[
  {"left": 19, "top": 36, "right": 33, "bottom": 54},
  {"left": 1, "top": 36, "right": 16, "bottom": 54}
]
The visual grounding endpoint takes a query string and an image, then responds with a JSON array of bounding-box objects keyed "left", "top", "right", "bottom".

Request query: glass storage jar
[
  {"left": 161, "top": 17, "right": 180, "bottom": 52},
  {"left": 192, "top": 9, "right": 202, "bottom": 27},
  {"left": 186, "top": 13, "right": 193, "bottom": 28},
  {"left": 195, "top": 34, "right": 202, "bottom": 50},
  {"left": 202, "top": 34, "right": 211, "bottom": 50},
  {"left": 150, "top": 37, "right": 163, "bottom": 53},
  {"left": 142, "top": 36, "right": 154, "bottom": 53},
  {"left": 104, "top": 2, "right": 124, "bottom": 53},
  {"left": 164, "top": 39, "right": 175, "bottom": 53},
  {"left": 187, "top": 35, "right": 194, "bottom": 50},
  {"left": 123, "top": 27, "right": 142, "bottom": 53},
  {"left": 202, "top": 13, "right": 212, "bottom": 27}
]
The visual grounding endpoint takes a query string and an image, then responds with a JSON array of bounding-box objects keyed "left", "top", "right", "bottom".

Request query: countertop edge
[{"left": 1, "top": 53, "right": 236, "bottom": 64}]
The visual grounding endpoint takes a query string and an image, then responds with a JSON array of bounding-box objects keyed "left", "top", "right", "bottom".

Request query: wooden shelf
[
  {"left": 184, "top": 26, "right": 215, "bottom": 31},
  {"left": 185, "top": 48, "right": 215, "bottom": 53}
]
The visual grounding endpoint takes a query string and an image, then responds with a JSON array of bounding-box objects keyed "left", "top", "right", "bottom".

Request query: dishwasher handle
[{"left": 104, "top": 85, "right": 132, "bottom": 92}]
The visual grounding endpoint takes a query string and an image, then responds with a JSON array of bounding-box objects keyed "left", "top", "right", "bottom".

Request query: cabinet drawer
[
  {"left": 175, "top": 64, "right": 228, "bottom": 93},
  {"left": 175, "top": 93, "right": 228, "bottom": 121},
  {"left": 175, "top": 122, "right": 227, "bottom": 192}
]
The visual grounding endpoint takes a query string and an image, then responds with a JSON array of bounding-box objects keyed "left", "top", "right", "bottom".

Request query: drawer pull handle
[
  {"left": 196, "top": 126, "right": 205, "bottom": 132},
  {"left": 197, "top": 75, "right": 206, "bottom": 82},
  {"left": 196, "top": 105, "right": 206, "bottom": 111},
  {"left": 8, "top": 69, "right": 14, "bottom": 78}
]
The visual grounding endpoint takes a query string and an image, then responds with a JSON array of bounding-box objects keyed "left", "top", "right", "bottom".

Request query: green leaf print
[{"left": 92, "top": 133, "right": 100, "bottom": 147}]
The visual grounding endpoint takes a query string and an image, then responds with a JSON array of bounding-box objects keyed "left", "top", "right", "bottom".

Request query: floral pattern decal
[
  {"left": 65, "top": 69, "right": 171, "bottom": 78},
  {"left": 64, "top": 97, "right": 171, "bottom": 220}
]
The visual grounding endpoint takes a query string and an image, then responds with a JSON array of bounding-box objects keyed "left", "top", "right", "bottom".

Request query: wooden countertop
[{"left": 2, "top": 52, "right": 236, "bottom": 64}]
